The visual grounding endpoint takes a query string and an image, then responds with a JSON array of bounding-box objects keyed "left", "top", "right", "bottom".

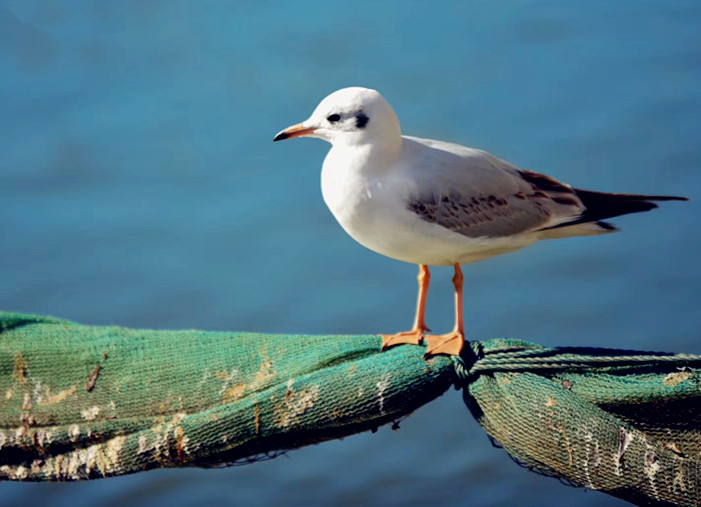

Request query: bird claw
[
  {"left": 380, "top": 328, "right": 428, "bottom": 350},
  {"left": 424, "top": 331, "right": 464, "bottom": 358}
]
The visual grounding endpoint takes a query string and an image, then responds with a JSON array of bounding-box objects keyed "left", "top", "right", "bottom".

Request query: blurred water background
[{"left": 1, "top": 1, "right": 699, "bottom": 505}]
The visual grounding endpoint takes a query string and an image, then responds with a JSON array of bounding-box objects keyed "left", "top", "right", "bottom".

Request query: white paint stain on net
[{"left": 376, "top": 375, "right": 390, "bottom": 415}]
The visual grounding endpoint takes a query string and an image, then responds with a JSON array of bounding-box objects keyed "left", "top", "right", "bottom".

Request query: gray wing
[
  {"left": 402, "top": 137, "right": 584, "bottom": 238},
  {"left": 408, "top": 189, "right": 553, "bottom": 238}
]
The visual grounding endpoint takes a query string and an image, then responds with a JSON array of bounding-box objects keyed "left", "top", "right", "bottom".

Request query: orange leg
[
  {"left": 381, "top": 264, "right": 431, "bottom": 349},
  {"left": 424, "top": 264, "right": 465, "bottom": 357}
]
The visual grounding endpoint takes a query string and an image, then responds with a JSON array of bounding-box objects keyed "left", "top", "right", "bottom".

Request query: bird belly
[
  {"left": 345, "top": 214, "right": 537, "bottom": 266},
  {"left": 321, "top": 169, "right": 536, "bottom": 266}
]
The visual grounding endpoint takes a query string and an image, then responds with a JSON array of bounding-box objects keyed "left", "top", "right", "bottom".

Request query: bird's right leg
[
  {"left": 381, "top": 264, "right": 431, "bottom": 349},
  {"left": 424, "top": 263, "right": 465, "bottom": 357}
]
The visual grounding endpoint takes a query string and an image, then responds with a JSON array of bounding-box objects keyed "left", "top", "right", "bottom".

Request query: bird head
[{"left": 273, "top": 87, "right": 401, "bottom": 148}]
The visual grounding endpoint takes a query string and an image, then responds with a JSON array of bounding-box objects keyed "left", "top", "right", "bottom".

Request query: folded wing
[{"left": 403, "top": 138, "right": 687, "bottom": 239}]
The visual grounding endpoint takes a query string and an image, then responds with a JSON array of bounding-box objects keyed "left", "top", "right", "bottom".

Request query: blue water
[{"left": 1, "top": 1, "right": 699, "bottom": 505}]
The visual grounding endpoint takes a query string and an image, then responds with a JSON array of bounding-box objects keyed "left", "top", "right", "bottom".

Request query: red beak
[{"left": 273, "top": 122, "right": 316, "bottom": 142}]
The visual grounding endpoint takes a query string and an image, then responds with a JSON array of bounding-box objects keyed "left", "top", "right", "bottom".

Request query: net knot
[{"left": 451, "top": 341, "right": 482, "bottom": 389}]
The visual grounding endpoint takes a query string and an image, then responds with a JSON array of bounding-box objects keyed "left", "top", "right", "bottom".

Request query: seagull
[{"left": 273, "top": 87, "right": 688, "bottom": 357}]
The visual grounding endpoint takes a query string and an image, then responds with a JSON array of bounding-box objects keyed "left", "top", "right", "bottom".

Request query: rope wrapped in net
[
  {"left": 455, "top": 340, "right": 701, "bottom": 506},
  {"left": 1, "top": 313, "right": 699, "bottom": 506}
]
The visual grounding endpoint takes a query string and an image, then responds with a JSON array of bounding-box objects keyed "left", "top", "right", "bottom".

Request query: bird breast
[{"left": 321, "top": 150, "right": 382, "bottom": 236}]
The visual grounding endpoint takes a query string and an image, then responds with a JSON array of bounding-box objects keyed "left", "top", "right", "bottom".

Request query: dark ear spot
[{"left": 355, "top": 113, "right": 369, "bottom": 129}]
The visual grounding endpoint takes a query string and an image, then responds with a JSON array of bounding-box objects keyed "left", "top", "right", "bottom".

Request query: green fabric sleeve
[
  {"left": 2, "top": 312, "right": 700, "bottom": 506},
  {"left": 0, "top": 312, "right": 454, "bottom": 480}
]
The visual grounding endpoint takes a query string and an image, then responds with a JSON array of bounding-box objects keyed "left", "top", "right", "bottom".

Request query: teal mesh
[{"left": 1, "top": 313, "right": 700, "bottom": 506}]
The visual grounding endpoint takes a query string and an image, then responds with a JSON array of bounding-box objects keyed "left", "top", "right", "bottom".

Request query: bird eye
[{"left": 326, "top": 114, "right": 341, "bottom": 123}]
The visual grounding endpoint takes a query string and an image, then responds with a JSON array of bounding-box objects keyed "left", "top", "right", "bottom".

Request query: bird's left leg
[
  {"left": 381, "top": 264, "right": 431, "bottom": 349},
  {"left": 424, "top": 263, "right": 465, "bottom": 357}
]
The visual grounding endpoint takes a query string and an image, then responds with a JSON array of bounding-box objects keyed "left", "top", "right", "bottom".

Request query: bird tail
[
  {"left": 536, "top": 190, "right": 688, "bottom": 239},
  {"left": 573, "top": 189, "right": 689, "bottom": 223}
]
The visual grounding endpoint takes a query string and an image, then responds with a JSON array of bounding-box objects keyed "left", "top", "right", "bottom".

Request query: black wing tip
[
  {"left": 637, "top": 201, "right": 659, "bottom": 212},
  {"left": 642, "top": 195, "right": 689, "bottom": 202},
  {"left": 543, "top": 192, "right": 681, "bottom": 233},
  {"left": 596, "top": 221, "right": 618, "bottom": 232},
  {"left": 575, "top": 189, "right": 689, "bottom": 202},
  {"left": 571, "top": 189, "right": 690, "bottom": 224}
]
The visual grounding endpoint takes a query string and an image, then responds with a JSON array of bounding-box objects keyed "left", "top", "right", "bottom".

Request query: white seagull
[{"left": 273, "top": 87, "right": 688, "bottom": 357}]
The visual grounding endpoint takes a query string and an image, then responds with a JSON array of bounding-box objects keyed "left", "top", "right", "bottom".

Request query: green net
[
  {"left": 0, "top": 312, "right": 454, "bottom": 479},
  {"left": 458, "top": 340, "right": 701, "bottom": 506},
  {"left": 1, "top": 312, "right": 700, "bottom": 506}
]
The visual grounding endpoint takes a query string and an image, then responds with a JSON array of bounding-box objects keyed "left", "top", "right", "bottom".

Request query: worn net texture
[
  {"left": 0, "top": 312, "right": 454, "bottom": 480},
  {"left": 460, "top": 339, "right": 701, "bottom": 507},
  {"left": 2, "top": 313, "right": 700, "bottom": 506}
]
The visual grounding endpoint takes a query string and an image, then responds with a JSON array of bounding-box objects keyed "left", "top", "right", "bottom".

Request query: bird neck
[{"left": 332, "top": 136, "right": 403, "bottom": 176}]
